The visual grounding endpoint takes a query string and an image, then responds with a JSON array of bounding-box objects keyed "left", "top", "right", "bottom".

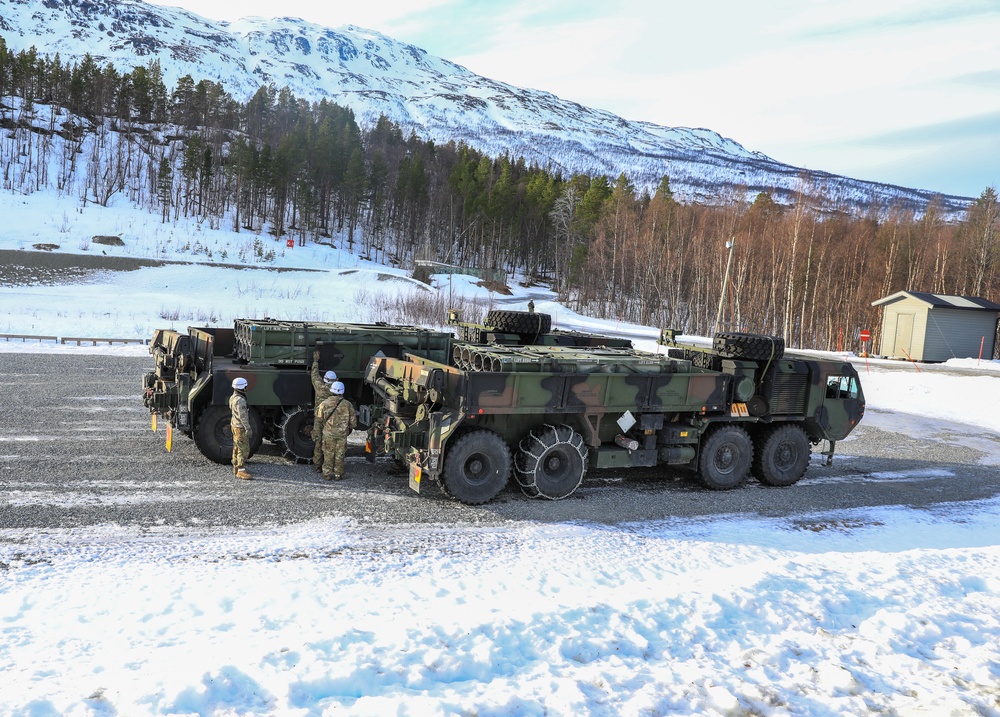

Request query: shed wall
[{"left": 922, "top": 308, "right": 998, "bottom": 362}]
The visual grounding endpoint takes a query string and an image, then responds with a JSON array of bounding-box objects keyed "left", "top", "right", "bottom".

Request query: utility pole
[{"left": 713, "top": 238, "right": 735, "bottom": 335}]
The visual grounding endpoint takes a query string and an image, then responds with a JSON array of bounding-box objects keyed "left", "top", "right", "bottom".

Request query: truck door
[{"left": 819, "top": 372, "right": 865, "bottom": 440}]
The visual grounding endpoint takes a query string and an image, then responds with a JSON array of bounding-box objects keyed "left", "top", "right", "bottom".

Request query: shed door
[{"left": 894, "top": 313, "right": 914, "bottom": 357}]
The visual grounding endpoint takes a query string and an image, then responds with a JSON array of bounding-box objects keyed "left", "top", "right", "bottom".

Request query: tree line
[{"left": 1, "top": 42, "right": 998, "bottom": 352}]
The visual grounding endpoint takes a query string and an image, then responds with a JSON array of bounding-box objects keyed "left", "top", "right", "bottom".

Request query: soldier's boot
[
  {"left": 236, "top": 466, "right": 252, "bottom": 480},
  {"left": 322, "top": 473, "right": 333, "bottom": 481}
]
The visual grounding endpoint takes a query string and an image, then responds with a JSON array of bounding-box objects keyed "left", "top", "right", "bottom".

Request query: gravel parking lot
[{"left": 2, "top": 352, "right": 1000, "bottom": 534}]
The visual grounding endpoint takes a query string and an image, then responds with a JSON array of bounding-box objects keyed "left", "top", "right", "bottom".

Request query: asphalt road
[{"left": 2, "top": 352, "right": 999, "bottom": 533}]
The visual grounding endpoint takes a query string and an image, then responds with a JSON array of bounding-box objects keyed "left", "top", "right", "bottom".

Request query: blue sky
[{"left": 160, "top": 0, "right": 1000, "bottom": 199}]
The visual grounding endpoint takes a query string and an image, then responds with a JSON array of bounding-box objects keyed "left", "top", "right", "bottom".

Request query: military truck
[
  {"left": 142, "top": 319, "right": 453, "bottom": 464},
  {"left": 142, "top": 310, "right": 626, "bottom": 466},
  {"left": 364, "top": 330, "right": 865, "bottom": 504}
]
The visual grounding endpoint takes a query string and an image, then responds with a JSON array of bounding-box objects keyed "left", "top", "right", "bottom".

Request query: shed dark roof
[{"left": 872, "top": 291, "right": 1000, "bottom": 311}]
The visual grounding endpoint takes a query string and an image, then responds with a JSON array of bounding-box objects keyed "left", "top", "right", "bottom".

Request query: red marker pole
[
  {"left": 901, "top": 347, "right": 921, "bottom": 373},
  {"left": 979, "top": 336, "right": 985, "bottom": 366}
]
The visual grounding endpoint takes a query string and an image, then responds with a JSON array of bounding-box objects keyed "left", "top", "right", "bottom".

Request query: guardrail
[
  {"left": 0, "top": 333, "right": 59, "bottom": 342},
  {"left": 60, "top": 337, "right": 148, "bottom": 346},
  {"left": 0, "top": 332, "right": 148, "bottom": 345}
]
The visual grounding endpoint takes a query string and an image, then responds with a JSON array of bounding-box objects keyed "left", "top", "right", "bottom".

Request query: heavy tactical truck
[
  {"left": 142, "top": 310, "right": 625, "bottom": 466},
  {"left": 365, "top": 330, "right": 866, "bottom": 504},
  {"left": 142, "top": 319, "right": 453, "bottom": 464}
]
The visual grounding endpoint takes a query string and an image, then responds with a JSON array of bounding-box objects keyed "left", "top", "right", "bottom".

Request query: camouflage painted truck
[
  {"left": 140, "top": 309, "right": 618, "bottom": 466},
  {"left": 364, "top": 331, "right": 866, "bottom": 504},
  {"left": 142, "top": 319, "right": 453, "bottom": 464}
]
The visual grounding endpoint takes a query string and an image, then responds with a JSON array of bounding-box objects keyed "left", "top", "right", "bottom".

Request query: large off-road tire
[
  {"left": 698, "top": 424, "right": 752, "bottom": 490},
  {"left": 752, "top": 424, "right": 810, "bottom": 487},
  {"left": 713, "top": 332, "right": 784, "bottom": 361},
  {"left": 441, "top": 430, "right": 511, "bottom": 505},
  {"left": 483, "top": 310, "right": 551, "bottom": 342},
  {"left": 275, "top": 406, "right": 315, "bottom": 464},
  {"left": 515, "top": 424, "right": 588, "bottom": 500},
  {"left": 193, "top": 405, "right": 265, "bottom": 465}
]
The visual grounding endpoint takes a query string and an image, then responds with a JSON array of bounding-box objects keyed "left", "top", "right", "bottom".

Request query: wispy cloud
[
  {"left": 791, "top": 1, "right": 1000, "bottom": 41},
  {"left": 848, "top": 112, "right": 1000, "bottom": 154}
]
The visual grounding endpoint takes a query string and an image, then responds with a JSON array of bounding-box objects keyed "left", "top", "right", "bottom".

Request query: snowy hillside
[{"left": 0, "top": 0, "right": 973, "bottom": 213}]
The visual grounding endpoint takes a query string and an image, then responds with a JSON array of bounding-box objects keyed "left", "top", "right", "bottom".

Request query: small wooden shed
[{"left": 872, "top": 291, "right": 1000, "bottom": 362}]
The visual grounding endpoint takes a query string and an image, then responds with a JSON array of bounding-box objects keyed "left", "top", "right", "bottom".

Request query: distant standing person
[
  {"left": 316, "top": 381, "right": 357, "bottom": 481},
  {"left": 311, "top": 349, "right": 337, "bottom": 470},
  {"left": 230, "top": 377, "right": 253, "bottom": 480}
]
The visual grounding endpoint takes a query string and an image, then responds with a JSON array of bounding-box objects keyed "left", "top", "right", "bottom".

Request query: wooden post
[{"left": 713, "top": 238, "right": 734, "bottom": 335}]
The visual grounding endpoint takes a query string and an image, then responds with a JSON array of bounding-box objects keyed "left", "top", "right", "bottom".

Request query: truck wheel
[
  {"left": 483, "top": 310, "right": 552, "bottom": 341},
  {"left": 193, "top": 405, "right": 265, "bottom": 465},
  {"left": 441, "top": 430, "right": 511, "bottom": 505},
  {"left": 752, "top": 424, "right": 810, "bottom": 487},
  {"left": 698, "top": 425, "right": 752, "bottom": 490},
  {"left": 275, "top": 406, "right": 315, "bottom": 464},
  {"left": 515, "top": 424, "right": 588, "bottom": 499},
  {"left": 713, "top": 332, "right": 784, "bottom": 361}
]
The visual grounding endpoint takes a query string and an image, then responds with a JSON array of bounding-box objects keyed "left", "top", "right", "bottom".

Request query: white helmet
[
  {"left": 331, "top": 381, "right": 345, "bottom": 396},
  {"left": 323, "top": 370, "right": 338, "bottom": 384},
  {"left": 232, "top": 377, "right": 248, "bottom": 390}
]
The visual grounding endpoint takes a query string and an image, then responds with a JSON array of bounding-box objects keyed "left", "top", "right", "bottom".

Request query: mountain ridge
[{"left": 0, "top": 0, "right": 973, "bottom": 214}]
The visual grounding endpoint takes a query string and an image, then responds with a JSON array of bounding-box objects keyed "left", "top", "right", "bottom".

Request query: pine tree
[{"left": 157, "top": 156, "right": 173, "bottom": 223}]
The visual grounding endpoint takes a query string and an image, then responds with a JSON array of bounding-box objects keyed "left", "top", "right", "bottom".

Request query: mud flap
[{"left": 409, "top": 462, "right": 423, "bottom": 493}]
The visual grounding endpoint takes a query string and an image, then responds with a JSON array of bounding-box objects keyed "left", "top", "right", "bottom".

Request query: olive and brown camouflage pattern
[
  {"left": 367, "top": 340, "right": 865, "bottom": 488},
  {"left": 232, "top": 319, "right": 452, "bottom": 367},
  {"left": 229, "top": 389, "right": 251, "bottom": 470},
  {"left": 142, "top": 320, "right": 453, "bottom": 465},
  {"left": 311, "top": 352, "right": 335, "bottom": 465},
  {"left": 316, "top": 396, "right": 357, "bottom": 479}
]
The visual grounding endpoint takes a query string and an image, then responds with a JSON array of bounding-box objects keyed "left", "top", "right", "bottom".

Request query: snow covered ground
[{"left": 2, "top": 189, "right": 1000, "bottom": 715}]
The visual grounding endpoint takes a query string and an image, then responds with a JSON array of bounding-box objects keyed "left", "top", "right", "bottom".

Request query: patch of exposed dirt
[
  {"left": 92, "top": 235, "right": 125, "bottom": 246},
  {"left": 477, "top": 280, "right": 512, "bottom": 295}
]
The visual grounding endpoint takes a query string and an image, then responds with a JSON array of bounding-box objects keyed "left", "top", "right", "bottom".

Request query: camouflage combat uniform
[
  {"left": 229, "top": 388, "right": 252, "bottom": 478},
  {"left": 315, "top": 395, "right": 357, "bottom": 480},
  {"left": 311, "top": 352, "right": 334, "bottom": 466}
]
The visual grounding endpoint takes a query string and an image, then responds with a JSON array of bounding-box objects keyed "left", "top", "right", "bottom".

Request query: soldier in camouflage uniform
[
  {"left": 311, "top": 349, "right": 337, "bottom": 470},
  {"left": 229, "top": 377, "right": 252, "bottom": 480},
  {"left": 315, "top": 380, "right": 357, "bottom": 481}
]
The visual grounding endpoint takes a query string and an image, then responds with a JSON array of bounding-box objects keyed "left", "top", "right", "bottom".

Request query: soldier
[
  {"left": 311, "top": 349, "right": 337, "bottom": 470},
  {"left": 315, "top": 380, "right": 357, "bottom": 481},
  {"left": 230, "top": 377, "right": 252, "bottom": 480}
]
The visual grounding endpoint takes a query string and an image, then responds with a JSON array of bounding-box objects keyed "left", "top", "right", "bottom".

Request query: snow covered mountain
[{"left": 0, "top": 0, "right": 972, "bottom": 213}]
